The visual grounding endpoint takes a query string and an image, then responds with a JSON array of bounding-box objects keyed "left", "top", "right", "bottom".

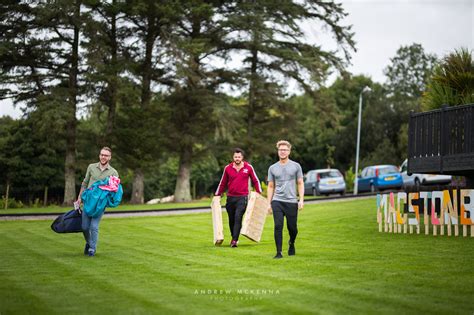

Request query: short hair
[
  {"left": 233, "top": 148, "right": 245, "bottom": 157},
  {"left": 276, "top": 140, "right": 292, "bottom": 149},
  {"left": 101, "top": 146, "right": 112, "bottom": 155}
]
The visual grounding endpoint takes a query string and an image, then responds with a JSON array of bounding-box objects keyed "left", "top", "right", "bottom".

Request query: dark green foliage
[
  {"left": 384, "top": 43, "right": 438, "bottom": 99},
  {"left": 0, "top": 115, "right": 64, "bottom": 205},
  {"left": 224, "top": 0, "right": 355, "bottom": 160},
  {"left": 3, "top": 1, "right": 460, "bottom": 202},
  {"left": 422, "top": 48, "right": 474, "bottom": 110}
]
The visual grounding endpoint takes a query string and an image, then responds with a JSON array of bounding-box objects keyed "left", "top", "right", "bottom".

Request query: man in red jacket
[{"left": 215, "top": 148, "right": 262, "bottom": 247}]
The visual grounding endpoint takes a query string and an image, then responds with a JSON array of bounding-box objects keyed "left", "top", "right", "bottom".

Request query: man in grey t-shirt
[{"left": 267, "top": 140, "right": 304, "bottom": 259}]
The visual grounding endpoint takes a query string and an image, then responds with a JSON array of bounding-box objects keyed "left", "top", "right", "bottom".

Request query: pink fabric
[{"left": 99, "top": 176, "right": 121, "bottom": 192}]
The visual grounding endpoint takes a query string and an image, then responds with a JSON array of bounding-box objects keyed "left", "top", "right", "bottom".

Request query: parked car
[
  {"left": 400, "top": 159, "right": 452, "bottom": 189},
  {"left": 304, "top": 169, "right": 346, "bottom": 196},
  {"left": 357, "top": 165, "right": 403, "bottom": 192}
]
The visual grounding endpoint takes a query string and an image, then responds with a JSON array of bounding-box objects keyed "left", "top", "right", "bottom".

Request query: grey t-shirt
[{"left": 268, "top": 160, "right": 303, "bottom": 203}]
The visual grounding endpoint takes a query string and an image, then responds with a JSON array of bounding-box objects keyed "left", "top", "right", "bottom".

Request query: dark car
[
  {"left": 304, "top": 169, "right": 346, "bottom": 196},
  {"left": 357, "top": 165, "right": 403, "bottom": 192}
]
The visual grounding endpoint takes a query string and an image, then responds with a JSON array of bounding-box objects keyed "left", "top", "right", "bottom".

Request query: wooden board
[
  {"left": 240, "top": 192, "right": 269, "bottom": 242},
  {"left": 211, "top": 196, "right": 224, "bottom": 246}
]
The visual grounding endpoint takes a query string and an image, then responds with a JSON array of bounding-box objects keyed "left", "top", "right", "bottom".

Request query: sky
[{"left": 1, "top": 0, "right": 473, "bottom": 118}]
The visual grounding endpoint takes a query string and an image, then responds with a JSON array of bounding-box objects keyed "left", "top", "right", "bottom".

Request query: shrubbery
[{"left": 0, "top": 197, "right": 24, "bottom": 209}]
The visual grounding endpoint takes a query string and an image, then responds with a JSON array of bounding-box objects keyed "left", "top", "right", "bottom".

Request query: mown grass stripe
[{"left": 1, "top": 198, "right": 473, "bottom": 314}]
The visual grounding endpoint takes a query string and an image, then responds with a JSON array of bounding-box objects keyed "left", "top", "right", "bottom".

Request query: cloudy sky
[
  {"left": 1, "top": 0, "right": 473, "bottom": 118},
  {"left": 339, "top": 0, "right": 473, "bottom": 82}
]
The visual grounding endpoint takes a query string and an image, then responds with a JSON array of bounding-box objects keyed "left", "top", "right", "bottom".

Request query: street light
[{"left": 353, "top": 85, "right": 372, "bottom": 195}]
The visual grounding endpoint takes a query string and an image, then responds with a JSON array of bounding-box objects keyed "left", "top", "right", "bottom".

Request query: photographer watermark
[{"left": 194, "top": 288, "right": 281, "bottom": 301}]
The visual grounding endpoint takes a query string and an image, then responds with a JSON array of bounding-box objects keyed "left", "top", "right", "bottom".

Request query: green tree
[
  {"left": 39, "top": 0, "right": 88, "bottom": 205},
  {"left": 0, "top": 114, "right": 64, "bottom": 207},
  {"left": 383, "top": 43, "right": 437, "bottom": 159},
  {"left": 163, "top": 0, "right": 239, "bottom": 202},
  {"left": 422, "top": 48, "right": 474, "bottom": 110},
  {"left": 0, "top": 117, "right": 18, "bottom": 208},
  {"left": 116, "top": 0, "right": 179, "bottom": 204},
  {"left": 83, "top": 0, "right": 129, "bottom": 144},
  {"left": 384, "top": 43, "right": 438, "bottom": 99},
  {"left": 225, "top": 0, "right": 355, "bottom": 159},
  {"left": 0, "top": 1, "right": 90, "bottom": 205},
  {"left": 328, "top": 74, "right": 375, "bottom": 171},
  {"left": 287, "top": 91, "right": 340, "bottom": 172}
]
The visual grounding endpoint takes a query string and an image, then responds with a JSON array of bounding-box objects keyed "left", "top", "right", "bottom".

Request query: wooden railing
[{"left": 408, "top": 103, "right": 474, "bottom": 176}]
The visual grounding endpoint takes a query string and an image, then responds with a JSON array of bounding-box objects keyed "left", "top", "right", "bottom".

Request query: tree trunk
[
  {"left": 5, "top": 180, "right": 10, "bottom": 210},
  {"left": 43, "top": 186, "right": 48, "bottom": 207},
  {"left": 130, "top": 169, "right": 144, "bottom": 204},
  {"left": 141, "top": 13, "right": 156, "bottom": 110},
  {"left": 128, "top": 13, "right": 158, "bottom": 205},
  {"left": 246, "top": 36, "right": 259, "bottom": 159},
  {"left": 62, "top": 1, "right": 81, "bottom": 206},
  {"left": 174, "top": 147, "right": 192, "bottom": 202},
  {"left": 63, "top": 149, "right": 77, "bottom": 206},
  {"left": 105, "top": 4, "right": 118, "bottom": 143}
]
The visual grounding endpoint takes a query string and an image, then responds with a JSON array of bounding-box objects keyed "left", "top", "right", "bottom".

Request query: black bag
[{"left": 51, "top": 209, "right": 83, "bottom": 233}]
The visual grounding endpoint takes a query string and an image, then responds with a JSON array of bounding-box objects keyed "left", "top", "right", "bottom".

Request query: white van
[{"left": 400, "top": 159, "right": 452, "bottom": 189}]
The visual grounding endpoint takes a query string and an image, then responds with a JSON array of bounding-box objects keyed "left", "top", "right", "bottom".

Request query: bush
[
  {"left": 345, "top": 167, "right": 355, "bottom": 193},
  {"left": 0, "top": 196, "right": 24, "bottom": 209},
  {"left": 29, "top": 198, "right": 41, "bottom": 208},
  {"left": 422, "top": 48, "right": 474, "bottom": 110}
]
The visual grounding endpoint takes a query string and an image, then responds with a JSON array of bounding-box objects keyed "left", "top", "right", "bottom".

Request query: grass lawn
[
  {"left": 1, "top": 197, "right": 473, "bottom": 314},
  {"left": 0, "top": 199, "right": 214, "bottom": 214}
]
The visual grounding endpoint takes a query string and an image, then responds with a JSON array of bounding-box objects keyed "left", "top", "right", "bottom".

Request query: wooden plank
[
  {"left": 460, "top": 190, "right": 474, "bottom": 238},
  {"left": 403, "top": 214, "right": 408, "bottom": 234},
  {"left": 389, "top": 193, "right": 395, "bottom": 233},
  {"left": 422, "top": 192, "right": 430, "bottom": 235},
  {"left": 463, "top": 225, "right": 467, "bottom": 237},
  {"left": 378, "top": 212, "right": 382, "bottom": 232},
  {"left": 211, "top": 196, "right": 224, "bottom": 246},
  {"left": 241, "top": 192, "right": 269, "bottom": 242},
  {"left": 377, "top": 194, "right": 383, "bottom": 232}
]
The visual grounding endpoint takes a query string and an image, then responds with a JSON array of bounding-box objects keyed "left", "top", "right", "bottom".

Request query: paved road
[{"left": 0, "top": 195, "right": 375, "bottom": 221}]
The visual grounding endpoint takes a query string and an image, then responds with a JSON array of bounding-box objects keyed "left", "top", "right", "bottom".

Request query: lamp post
[{"left": 353, "top": 86, "right": 372, "bottom": 195}]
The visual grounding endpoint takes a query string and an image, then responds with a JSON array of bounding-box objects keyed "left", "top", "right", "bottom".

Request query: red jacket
[{"left": 215, "top": 161, "right": 262, "bottom": 196}]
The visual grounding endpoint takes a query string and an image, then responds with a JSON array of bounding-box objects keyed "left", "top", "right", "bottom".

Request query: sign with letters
[{"left": 376, "top": 189, "right": 474, "bottom": 237}]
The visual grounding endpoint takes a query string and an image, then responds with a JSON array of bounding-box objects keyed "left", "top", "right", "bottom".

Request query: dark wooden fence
[{"left": 408, "top": 103, "right": 474, "bottom": 177}]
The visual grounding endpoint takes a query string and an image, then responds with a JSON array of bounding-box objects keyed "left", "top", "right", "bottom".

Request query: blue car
[{"left": 357, "top": 165, "right": 403, "bottom": 193}]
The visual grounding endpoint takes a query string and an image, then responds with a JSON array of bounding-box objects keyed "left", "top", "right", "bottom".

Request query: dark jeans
[
  {"left": 271, "top": 200, "right": 298, "bottom": 253},
  {"left": 226, "top": 196, "right": 248, "bottom": 241}
]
